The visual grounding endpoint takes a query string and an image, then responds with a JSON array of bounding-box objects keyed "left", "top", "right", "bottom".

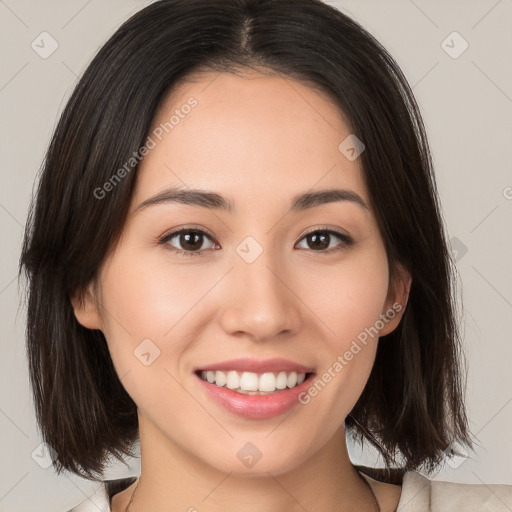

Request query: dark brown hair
[{"left": 19, "top": 0, "right": 473, "bottom": 480}]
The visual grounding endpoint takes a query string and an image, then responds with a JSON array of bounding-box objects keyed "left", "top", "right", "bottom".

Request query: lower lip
[{"left": 195, "top": 372, "right": 316, "bottom": 419}]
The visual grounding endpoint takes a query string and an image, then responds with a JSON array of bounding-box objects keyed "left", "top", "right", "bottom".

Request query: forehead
[{"left": 133, "top": 70, "right": 368, "bottom": 209}]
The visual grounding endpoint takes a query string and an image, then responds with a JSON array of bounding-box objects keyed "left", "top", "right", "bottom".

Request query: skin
[{"left": 72, "top": 69, "right": 411, "bottom": 512}]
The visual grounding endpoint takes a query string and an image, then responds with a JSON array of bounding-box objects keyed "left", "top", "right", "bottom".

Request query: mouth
[
  {"left": 192, "top": 357, "right": 317, "bottom": 419},
  {"left": 194, "top": 368, "right": 317, "bottom": 419},
  {"left": 194, "top": 369, "right": 316, "bottom": 395}
]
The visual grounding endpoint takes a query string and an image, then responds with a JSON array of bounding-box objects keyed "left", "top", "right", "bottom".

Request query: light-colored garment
[
  {"left": 68, "top": 470, "right": 512, "bottom": 512},
  {"left": 375, "top": 471, "right": 512, "bottom": 511}
]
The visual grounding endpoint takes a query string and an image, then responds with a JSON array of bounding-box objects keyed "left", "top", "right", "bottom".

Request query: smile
[
  {"left": 194, "top": 369, "right": 316, "bottom": 419},
  {"left": 197, "top": 370, "right": 311, "bottom": 394}
]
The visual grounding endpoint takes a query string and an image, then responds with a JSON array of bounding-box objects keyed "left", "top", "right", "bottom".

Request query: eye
[
  {"left": 158, "top": 226, "right": 217, "bottom": 257},
  {"left": 295, "top": 228, "right": 354, "bottom": 253},
  {"left": 158, "top": 226, "right": 354, "bottom": 257}
]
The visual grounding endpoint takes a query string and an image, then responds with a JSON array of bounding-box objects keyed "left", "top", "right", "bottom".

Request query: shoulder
[
  {"left": 398, "top": 470, "right": 512, "bottom": 511},
  {"left": 66, "top": 483, "right": 109, "bottom": 512},
  {"left": 67, "top": 477, "right": 137, "bottom": 512},
  {"left": 355, "top": 465, "right": 512, "bottom": 512}
]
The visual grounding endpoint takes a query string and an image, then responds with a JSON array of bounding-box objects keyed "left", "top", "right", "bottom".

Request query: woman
[{"left": 19, "top": 1, "right": 512, "bottom": 511}]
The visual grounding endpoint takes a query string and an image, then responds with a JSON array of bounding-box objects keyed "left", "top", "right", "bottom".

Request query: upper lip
[{"left": 195, "top": 358, "right": 315, "bottom": 374}]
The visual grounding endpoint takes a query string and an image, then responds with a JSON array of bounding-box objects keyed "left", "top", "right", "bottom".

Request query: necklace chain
[{"left": 124, "top": 472, "right": 380, "bottom": 512}]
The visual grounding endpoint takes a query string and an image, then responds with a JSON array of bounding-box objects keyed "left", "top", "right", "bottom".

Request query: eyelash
[{"left": 158, "top": 225, "right": 354, "bottom": 258}]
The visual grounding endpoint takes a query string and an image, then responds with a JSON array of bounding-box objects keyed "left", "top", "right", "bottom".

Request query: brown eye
[
  {"left": 159, "top": 228, "right": 216, "bottom": 256},
  {"left": 176, "top": 231, "right": 204, "bottom": 251},
  {"left": 296, "top": 229, "right": 353, "bottom": 253}
]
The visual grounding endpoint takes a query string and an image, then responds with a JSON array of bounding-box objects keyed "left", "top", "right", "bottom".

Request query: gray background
[{"left": 0, "top": 0, "right": 511, "bottom": 510}]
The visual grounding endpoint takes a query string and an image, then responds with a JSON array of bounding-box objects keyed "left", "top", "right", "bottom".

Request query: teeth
[
  {"left": 226, "top": 370, "right": 239, "bottom": 390},
  {"left": 199, "top": 370, "right": 309, "bottom": 394},
  {"left": 240, "top": 371, "right": 259, "bottom": 391}
]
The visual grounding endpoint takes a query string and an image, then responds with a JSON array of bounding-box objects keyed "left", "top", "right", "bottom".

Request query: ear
[
  {"left": 379, "top": 263, "right": 411, "bottom": 337},
  {"left": 70, "top": 282, "right": 103, "bottom": 330}
]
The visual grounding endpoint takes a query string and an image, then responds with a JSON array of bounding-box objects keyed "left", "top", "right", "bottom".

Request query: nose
[{"left": 218, "top": 248, "right": 302, "bottom": 342}]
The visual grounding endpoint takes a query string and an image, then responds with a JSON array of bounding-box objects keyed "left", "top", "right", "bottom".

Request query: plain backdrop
[{"left": 0, "top": 0, "right": 511, "bottom": 510}]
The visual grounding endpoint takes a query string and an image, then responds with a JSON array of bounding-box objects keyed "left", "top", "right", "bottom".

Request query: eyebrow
[{"left": 134, "top": 187, "right": 369, "bottom": 213}]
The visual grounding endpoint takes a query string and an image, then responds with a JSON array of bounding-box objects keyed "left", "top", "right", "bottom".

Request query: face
[{"left": 74, "top": 70, "right": 410, "bottom": 476}]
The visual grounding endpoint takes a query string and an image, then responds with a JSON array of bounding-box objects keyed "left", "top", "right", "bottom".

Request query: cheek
[
  {"left": 298, "top": 249, "right": 390, "bottom": 349},
  {"left": 99, "top": 247, "right": 214, "bottom": 341},
  {"left": 96, "top": 250, "right": 205, "bottom": 417},
  {"left": 291, "top": 245, "right": 389, "bottom": 418}
]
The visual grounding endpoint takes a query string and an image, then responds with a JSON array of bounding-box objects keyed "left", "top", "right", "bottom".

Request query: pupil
[
  {"left": 309, "top": 232, "right": 329, "bottom": 250},
  {"left": 181, "top": 231, "right": 202, "bottom": 251}
]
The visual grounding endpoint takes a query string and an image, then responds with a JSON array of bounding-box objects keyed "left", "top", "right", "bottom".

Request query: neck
[{"left": 123, "top": 413, "right": 378, "bottom": 512}]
